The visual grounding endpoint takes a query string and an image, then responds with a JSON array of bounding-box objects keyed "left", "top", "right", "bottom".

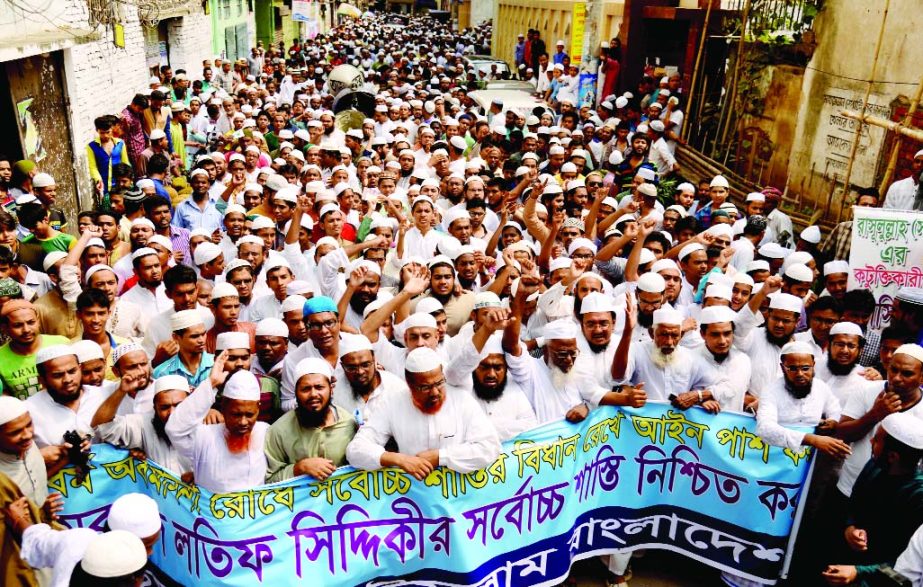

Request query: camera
[{"left": 63, "top": 430, "right": 91, "bottom": 481}]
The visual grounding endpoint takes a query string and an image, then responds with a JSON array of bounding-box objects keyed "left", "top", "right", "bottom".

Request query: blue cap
[{"left": 303, "top": 295, "right": 338, "bottom": 317}]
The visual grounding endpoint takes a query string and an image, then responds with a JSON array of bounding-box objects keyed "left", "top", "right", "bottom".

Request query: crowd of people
[{"left": 1, "top": 10, "right": 923, "bottom": 587}]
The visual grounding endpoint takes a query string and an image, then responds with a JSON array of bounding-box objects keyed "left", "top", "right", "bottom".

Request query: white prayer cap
[
  {"left": 676, "top": 182, "right": 696, "bottom": 194},
  {"left": 894, "top": 344, "right": 923, "bottom": 365},
  {"left": 255, "top": 318, "right": 288, "bottom": 338},
  {"left": 580, "top": 291, "right": 617, "bottom": 314},
  {"left": 416, "top": 297, "right": 445, "bottom": 315},
  {"left": 733, "top": 273, "right": 755, "bottom": 287},
  {"left": 295, "top": 357, "right": 333, "bottom": 381},
  {"left": 130, "top": 217, "right": 155, "bottom": 230},
  {"left": 783, "top": 251, "right": 814, "bottom": 270},
  {"left": 135, "top": 179, "right": 155, "bottom": 190},
  {"left": 705, "top": 284, "right": 733, "bottom": 301},
  {"left": 608, "top": 150, "right": 624, "bottom": 165},
  {"left": 319, "top": 203, "right": 341, "bottom": 219},
  {"left": 824, "top": 260, "right": 850, "bottom": 276},
  {"left": 881, "top": 411, "right": 923, "bottom": 450},
  {"left": 678, "top": 242, "right": 705, "bottom": 261},
  {"left": 210, "top": 282, "right": 239, "bottom": 301},
  {"left": 154, "top": 375, "right": 189, "bottom": 395},
  {"left": 405, "top": 346, "right": 443, "bottom": 373},
  {"left": 769, "top": 293, "right": 803, "bottom": 314},
  {"left": 216, "top": 331, "right": 250, "bottom": 351},
  {"left": 636, "top": 167, "right": 657, "bottom": 182},
  {"left": 800, "top": 225, "right": 821, "bottom": 244},
  {"left": 131, "top": 247, "right": 158, "bottom": 262},
  {"left": 746, "top": 260, "right": 771, "bottom": 273},
  {"left": 699, "top": 306, "right": 737, "bottom": 325},
  {"left": 0, "top": 396, "right": 27, "bottom": 426},
  {"left": 829, "top": 321, "right": 863, "bottom": 338},
  {"left": 84, "top": 264, "right": 116, "bottom": 285},
  {"left": 39, "top": 251, "right": 68, "bottom": 273},
  {"left": 637, "top": 183, "right": 657, "bottom": 198},
  {"left": 35, "top": 344, "right": 76, "bottom": 365},
  {"left": 706, "top": 223, "right": 734, "bottom": 239},
  {"left": 402, "top": 312, "right": 438, "bottom": 331},
  {"left": 567, "top": 238, "right": 597, "bottom": 257},
  {"left": 652, "top": 307, "right": 683, "bottom": 326},
  {"left": 147, "top": 235, "right": 173, "bottom": 253},
  {"left": 222, "top": 369, "right": 260, "bottom": 401},
  {"left": 263, "top": 257, "right": 292, "bottom": 275},
  {"left": 665, "top": 204, "right": 687, "bottom": 217},
  {"left": 637, "top": 272, "right": 666, "bottom": 293},
  {"left": 548, "top": 257, "right": 572, "bottom": 273},
  {"left": 108, "top": 493, "right": 161, "bottom": 537},
  {"left": 338, "top": 334, "right": 374, "bottom": 358},
  {"left": 188, "top": 228, "right": 211, "bottom": 240},
  {"left": 282, "top": 295, "right": 307, "bottom": 314},
  {"left": 543, "top": 319, "right": 579, "bottom": 341},
  {"left": 758, "top": 243, "right": 790, "bottom": 259},
  {"left": 112, "top": 342, "right": 144, "bottom": 366},
  {"left": 250, "top": 215, "right": 276, "bottom": 231},
  {"left": 274, "top": 187, "right": 299, "bottom": 203},
  {"left": 193, "top": 242, "right": 223, "bottom": 266},
  {"left": 32, "top": 172, "right": 56, "bottom": 188},
  {"left": 79, "top": 530, "right": 148, "bottom": 578},
  {"left": 170, "top": 309, "right": 204, "bottom": 331},
  {"left": 915, "top": 149, "right": 923, "bottom": 160},
  {"left": 651, "top": 259, "right": 680, "bottom": 274},
  {"left": 474, "top": 292, "right": 502, "bottom": 310},
  {"left": 72, "top": 340, "right": 104, "bottom": 363},
  {"left": 225, "top": 203, "right": 248, "bottom": 218},
  {"left": 235, "top": 236, "right": 263, "bottom": 252},
  {"left": 784, "top": 263, "right": 814, "bottom": 283},
  {"left": 149, "top": 128, "right": 167, "bottom": 141},
  {"left": 350, "top": 259, "right": 381, "bottom": 277},
  {"left": 780, "top": 340, "right": 815, "bottom": 356},
  {"left": 710, "top": 175, "right": 730, "bottom": 188},
  {"left": 745, "top": 192, "right": 766, "bottom": 202}
]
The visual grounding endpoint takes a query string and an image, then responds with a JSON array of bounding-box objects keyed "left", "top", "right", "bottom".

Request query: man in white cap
[
  {"left": 119, "top": 247, "right": 171, "bottom": 314},
  {"left": 574, "top": 291, "right": 625, "bottom": 389},
  {"left": 613, "top": 304, "right": 728, "bottom": 407},
  {"left": 166, "top": 352, "right": 268, "bottom": 492},
  {"left": 694, "top": 306, "right": 751, "bottom": 412},
  {"left": 26, "top": 344, "right": 105, "bottom": 455},
  {"left": 30, "top": 172, "right": 67, "bottom": 232},
  {"left": 629, "top": 272, "right": 667, "bottom": 343},
  {"left": 733, "top": 276, "right": 801, "bottom": 400},
  {"left": 248, "top": 257, "right": 294, "bottom": 322},
  {"left": 252, "top": 318, "right": 289, "bottom": 416},
  {"left": 822, "top": 260, "right": 851, "bottom": 301},
  {"left": 93, "top": 373, "right": 193, "bottom": 479},
  {"left": 151, "top": 309, "right": 214, "bottom": 388},
  {"left": 265, "top": 357, "right": 357, "bottom": 482},
  {"left": 0, "top": 396, "right": 56, "bottom": 510},
  {"left": 821, "top": 411, "right": 923, "bottom": 586},
  {"left": 334, "top": 334, "right": 408, "bottom": 426},
  {"left": 141, "top": 265, "right": 215, "bottom": 364},
  {"left": 339, "top": 260, "right": 384, "bottom": 329},
  {"left": 12, "top": 492, "right": 161, "bottom": 587},
  {"left": 814, "top": 322, "right": 880, "bottom": 405},
  {"left": 173, "top": 167, "right": 223, "bottom": 233},
  {"left": 756, "top": 340, "right": 849, "bottom": 458},
  {"left": 68, "top": 530, "right": 149, "bottom": 585},
  {"left": 193, "top": 241, "right": 225, "bottom": 283},
  {"left": 71, "top": 339, "right": 107, "bottom": 388},
  {"left": 346, "top": 346, "right": 501, "bottom": 479},
  {"left": 206, "top": 282, "right": 255, "bottom": 353},
  {"left": 882, "top": 149, "right": 923, "bottom": 210}
]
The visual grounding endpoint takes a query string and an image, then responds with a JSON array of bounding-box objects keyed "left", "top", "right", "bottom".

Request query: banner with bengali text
[
  {"left": 52, "top": 404, "right": 812, "bottom": 586},
  {"left": 849, "top": 206, "right": 923, "bottom": 331}
]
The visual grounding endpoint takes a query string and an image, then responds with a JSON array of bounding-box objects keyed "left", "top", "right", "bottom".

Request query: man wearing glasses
[{"left": 346, "top": 347, "right": 501, "bottom": 480}]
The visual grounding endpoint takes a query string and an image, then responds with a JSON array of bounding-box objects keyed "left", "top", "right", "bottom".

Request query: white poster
[
  {"left": 849, "top": 206, "right": 923, "bottom": 330},
  {"left": 292, "top": 0, "right": 314, "bottom": 22}
]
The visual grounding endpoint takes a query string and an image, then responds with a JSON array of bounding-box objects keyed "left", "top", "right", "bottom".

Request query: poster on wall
[
  {"left": 16, "top": 98, "right": 46, "bottom": 162},
  {"left": 571, "top": 2, "right": 586, "bottom": 64},
  {"left": 292, "top": 0, "right": 314, "bottom": 22}
]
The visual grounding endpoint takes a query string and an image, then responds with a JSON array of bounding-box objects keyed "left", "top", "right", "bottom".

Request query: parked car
[{"left": 462, "top": 55, "right": 511, "bottom": 78}]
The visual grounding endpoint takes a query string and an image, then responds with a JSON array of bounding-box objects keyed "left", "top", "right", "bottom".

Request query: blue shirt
[
  {"left": 172, "top": 196, "right": 223, "bottom": 233},
  {"left": 553, "top": 51, "right": 569, "bottom": 65},
  {"left": 152, "top": 352, "right": 215, "bottom": 389}
]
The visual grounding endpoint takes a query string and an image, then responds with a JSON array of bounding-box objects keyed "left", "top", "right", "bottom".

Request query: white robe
[
  {"left": 332, "top": 368, "right": 407, "bottom": 426},
  {"left": 696, "top": 346, "right": 752, "bottom": 412},
  {"left": 95, "top": 412, "right": 192, "bottom": 476},
  {"left": 25, "top": 387, "right": 107, "bottom": 447},
  {"left": 20, "top": 524, "right": 97, "bottom": 587},
  {"left": 755, "top": 377, "right": 841, "bottom": 452},
  {"left": 165, "top": 379, "right": 268, "bottom": 493},
  {"left": 621, "top": 341, "right": 728, "bottom": 403}
]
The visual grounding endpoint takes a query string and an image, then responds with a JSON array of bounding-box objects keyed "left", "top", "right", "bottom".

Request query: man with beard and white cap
[
  {"left": 0, "top": 396, "right": 51, "bottom": 507},
  {"left": 505, "top": 290, "right": 646, "bottom": 424},
  {"left": 166, "top": 352, "right": 269, "bottom": 492},
  {"left": 815, "top": 321, "right": 880, "bottom": 405},
  {"left": 265, "top": 357, "right": 357, "bottom": 482},
  {"left": 92, "top": 374, "right": 193, "bottom": 479},
  {"left": 733, "top": 276, "right": 800, "bottom": 401},
  {"left": 613, "top": 304, "right": 728, "bottom": 407},
  {"left": 756, "top": 341, "right": 849, "bottom": 458},
  {"left": 694, "top": 306, "right": 751, "bottom": 412},
  {"left": 630, "top": 271, "right": 667, "bottom": 344},
  {"left": 575, "top": 291, "right": 626, "bottom": 389},
  {"left": 13, "top": 492, "right": 161, "bottom": 587},
  {"left": 346, "top": 346, "right": 502, "bottom": 479},
  {"left": 334, "top": 334, "right": 407, "bottom": 426},
  {"left": 445, "top": 304, "right": 537, "bottom": 441}
]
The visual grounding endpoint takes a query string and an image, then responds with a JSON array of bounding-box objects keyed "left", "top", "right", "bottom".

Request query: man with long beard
[
  {"left": 631, "top": 271, "right": 666, "bottom": 344},
  {"left": 612, "top": 304, "right": 727, "bottom": 406},
  {"left": 264, "top": 357, "right": 357, "bottom": 482},
  {"left": 92, "top": 373, "right": 193, "bottom": 481},
  {"left": 334, "top": 335, "right": 407, "bottom": 425},
  {"left": 445, "top": 306, "right": 537, "bottom": 441},
  {"left": 756, "top": 340, "right": 851, "bottom": 458},
  {"left": 505, "top": 288, "right": 646, "bottom": 425},
  {"left": 347, "top": 347, "right": 502, "bottom": 480},
  {"left": 166, "top": 352, "right": 268, "bottom": 492},
  {"left": 815, "top": 321, "right": 881, "bottom": 406},
  {"left": 574, "top": 292, "right": 624, "bottom": 389}
]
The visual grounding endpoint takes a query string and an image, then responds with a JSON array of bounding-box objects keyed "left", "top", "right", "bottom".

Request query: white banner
[
  {"left": 292, "top": 0, "right": 314, "bottom": 22},
  {"left": 849, "top": 206, "right": 923, "bottom": 330}
]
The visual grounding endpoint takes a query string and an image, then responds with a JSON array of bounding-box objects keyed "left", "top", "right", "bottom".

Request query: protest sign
[{"left": 54, "top": 403, "right": 812, "bottom": 586}]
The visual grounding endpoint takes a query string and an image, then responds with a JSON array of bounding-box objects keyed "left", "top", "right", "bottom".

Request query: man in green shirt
[
  {"left": 0, "top": 300, "right": 69, "bottom": 399},
  {"left": 264, "top": 357, "right": 356, "bottom": 482}
]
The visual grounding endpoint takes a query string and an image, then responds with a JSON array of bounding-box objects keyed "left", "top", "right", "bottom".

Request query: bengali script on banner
[
  {"left": 850, "top": 207, "right": 923, "bottom": 330},
  {"left": 52, "top": 403, "right": 813, "bottom": 586}
]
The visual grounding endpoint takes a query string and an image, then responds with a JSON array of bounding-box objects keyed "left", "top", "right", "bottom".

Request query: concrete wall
[
  {"left": 492, "top": 0, "right": 624, "bottom": 67},
  {"left": 785, "top": 0, "right": 923, "bottom": 223},
  {"left": 0, "top": 0, "right": 98, "bottom": 63},
  {"left": 167, "top": 12, "right": 216, "bottom": 74},
  {"left": 470, "top": 0, "right": 496, "bottom": 28}
]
